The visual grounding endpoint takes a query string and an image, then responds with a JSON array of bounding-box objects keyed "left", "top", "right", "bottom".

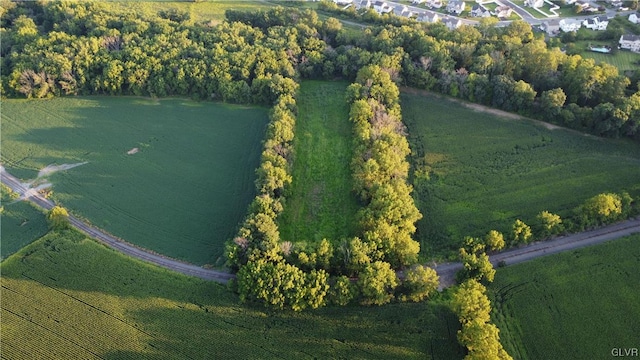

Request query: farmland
[
  {"left": 278, "top": 81, "right": 360, "bottom": 246},
  {"left": 1, "top": 97, "right": 268, "bottom": 265},
  {"left": 0, "top": 185, "right": 48, "bottom": 260},
  {"left": 489, "top": 233, "right": 640, "bottom": 360},
  {"left": 401, "top": 91, "right": 640, "bottom": 259},
  {"left": 0, "top": 229, "right": 463, "bottom": 359}
]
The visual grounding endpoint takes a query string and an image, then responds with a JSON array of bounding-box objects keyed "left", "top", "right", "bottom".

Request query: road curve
[
  {"left": 3, "top": 167, "right": 639, "bottom": 289},
  {"left": 1, "top": 167, "right": 235, "bottom": 284}
]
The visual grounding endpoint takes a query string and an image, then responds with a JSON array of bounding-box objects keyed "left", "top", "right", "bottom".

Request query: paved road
[
  {"left": 435, "top": 217, "right": 640, "bottom": 288},
  {"left": 3, "top": 167, "right": 639, "bottom": 289},
  {"left": 1, "top": 167, "right": 235, "bottom": 283}
]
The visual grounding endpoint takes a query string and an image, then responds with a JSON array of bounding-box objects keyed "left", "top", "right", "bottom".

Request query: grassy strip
[
  {"left": 401, "top": 91, "right": 640, "bottom": 260},
  {"left": 278, "top": 81, "right": 359, "bottom": 246},
  {"left": 0, "top": 230, "right": 463, "bottom": 359},
  {"left": 489, "top": 234, "right": 640, "bottom": 360},
  {"left": 1, "top": 97, "right": 268, "bottom": 265}
]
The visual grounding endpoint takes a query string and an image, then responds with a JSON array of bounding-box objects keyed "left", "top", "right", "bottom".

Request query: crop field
[
  {"left": 401, "top": 91, "right": 640, "bottom": 259},
  {"left": 278, "top": 81, "right": 360, "bottom": 246},
  {"left": 489, "top": 234, "right": 640, "bottom": 360},
  {"left": 0, "top": 230, "right": 463, "bottom": 359},
  {"left": 0, "top": 185, "right": 48, "bottom": 260},
  {"left": 1, "top": 97, "right": 268, "bottom": 265}
]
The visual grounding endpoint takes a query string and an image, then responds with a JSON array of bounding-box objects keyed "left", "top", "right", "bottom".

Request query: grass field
[
  {"left": 0, "top": 229, "right": 463, "bottom": 359},
  {"left": 489, "top": 234, "right": 640, "bottom": 360},
  {"left": 401, "top": 91, "right": 640, "bottom": 259},
  {"left": 278, "top": 81, "right": 360, "bottom": 246},
  {"left": 578, "top": 47, "right": 640, "bottom": 71},
  {"left": 1, "top": 97, "right": 268, "bottom": 265},
  {"left": 0, "top": 185, "right": 49, "bottom": 260}
]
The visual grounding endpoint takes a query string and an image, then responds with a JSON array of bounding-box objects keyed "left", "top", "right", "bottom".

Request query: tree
[
  {"left": 458, "top": 320, "right": 513, "bottom": 360},
  {"left": 536, "top": 210, "right": 563, "bottom": 238},
  {"left": 400, "top": 265, "right": 439, "bottom": 302},
  {"left": 47, "top": 206, "right": 70, "bottom": 230},
  {"left": 329, "top": 275, "right": 355, "bottom": 306},
  {"left": 580, "top": 193, "right": 623, "bottom": 225},
  {"left": 459, "top": 239, "right": 495, "bottom": 283},
  {"left": 511, "top": 219, "right": 532, "bottom": 246},
  {"left": 451, "top": 279, "right": 491, "bottom": 325},
  {"left": 485, "top": 230, "right": 505, "bottom": 251},
  {"left": 357, "top": 261, "right": 398, "bottom": 306},
  {"left": 540, "top": 88, "right": 567, "bottom": 120}
]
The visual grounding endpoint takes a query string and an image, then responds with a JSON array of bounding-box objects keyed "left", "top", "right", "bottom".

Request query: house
[
  {"left": 559, "top": 18, "right": 582, "bottom": 32},
  {"left": 524, "top": 0, "right": 544, "bottom": 8},
  {"left": 494, "top": 5, "right": 513, "bottom": 18},
  {"left": 356, "top": 0, "right": 372, "bottom": 9},
  {"left": 619, "top": 34, "right": 640, "bottom": 52},
  {"left": 446, "top": 0, "right": 465, "bottom": 15},
  {"left": 427, "top": 0, "right": 443, "bottom": 9},
  {"left": 412, "top": 0, "right": 425, "bottom": 4},
  {"left": 393, "top": 5, "right": 414, "bottom": 18},
  {"left": 629, "top": 13, "right": 640, "bottom": 24},
  {"left": 471, "top": 4, "right": 491, "bottom": 17},
  {"left": 443, "top": 17, "right": 463, "bottom": 30},
  {"left": 417, "top": 12, "right": 440, "bottom": 23},
  {"left": 333, "top": 0, "right": 353, "bottom": 5},
  {"left": 583, "top": 16, "right": 608, "bottom": 31},
  {"left": 541, "top": 18, "right": 561, "bottom": 35},
  {"left": 373, "top": 1, "right": 393, "bottom": 13}
]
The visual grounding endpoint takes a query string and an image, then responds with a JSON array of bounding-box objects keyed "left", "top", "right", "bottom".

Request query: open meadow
[
  {"left": 489, "top": 233, "right": 640, "bottom": 360},
  {"left": 1, "top": 97, "right": 268, "bottom": 265},
  {"left": 401, "top": 91, "right": 640, "bottom": 259},
  {"left": 278, "top": 81, "right": 360, "bottom": 246},
  {"left": 0, "top": 228, "right": 463, "bottom": 359}
]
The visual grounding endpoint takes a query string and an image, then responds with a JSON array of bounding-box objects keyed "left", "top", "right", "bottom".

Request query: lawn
[
  {"left": 489, "top": 234, "right": 640, "bottom": 360},
  {"left": 0, "top": 184, "right": 49, "bottom": 260},
  {"left": 0, "top": 229, "right": 464, "bottom": 359},
  {"left": 278, "top": 81, "right": 360, "bottom": 246},
  {"left": 1, "top": 97, "right": 268, "bottom": 265},
  {"left": 577, "top": 43, "right": 640, "bottom": 71},
  {"left": 401, "top": 91, "right": 640, "bottom": 260}
]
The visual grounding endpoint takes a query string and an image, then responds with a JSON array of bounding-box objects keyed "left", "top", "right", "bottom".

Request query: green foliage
[
  {"left": 511, "top": 219, "right": 532, "bottom": 246},
  {"left": 490, "top": 234, "right": 640, "bottom": 360},
  {"left": 451, "top": 279, "right": 492, "bottom": 326},
  {"left": 535, "top": 210, "right": 563, "bottom": 238},
  {"left": 579, "top": 192, "right": 623, "bottom": 225},
  {"left": 485, "top": 230, "right": 505, "bottom": 252},
  {"left": 328, "top": 275, "right": 355, "bottom": 306},
  {"left": 357, "top": 261, "right": 398, "bottom": 306},
  {"left": 399, "top": 265, "right": 439, "bottom": 302},
  {"left": 458, "top": 238, "right": 495, "bottom": 283},
  {"left": 46, "top": 206, "right": 70, "bottom": 230}
]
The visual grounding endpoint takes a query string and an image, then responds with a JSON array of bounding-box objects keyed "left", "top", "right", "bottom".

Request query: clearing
[
  {"left": 278, "top": 81, "right": 360, "bottom": 246},
  {"left": 401, "top": 91, "right": 640, "bottom": 259},
  {"left": 489, "top": 233, "right": 640, "bottom": 360},
  {"left": 1, "top": 97, "right": 268, "bottom": 265},
  {"left": 0, "top": 229, "right": 463, "bottom": 359}
]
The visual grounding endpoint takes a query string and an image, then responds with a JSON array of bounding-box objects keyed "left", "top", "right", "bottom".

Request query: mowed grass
[
  {"left": 489, "top": 234, "right": 640, "bottom": 360},
  {"left": 279, "top": 81, "right": 360, "bottom": 245},
  {"left": 1, "top": 97, "right": 268, "bottom": 265},
  {"left": 401, "top": 91, "right": 640, "bottom": 259},
  {"left": 0, "top": 229, "right": 463, "bottom": 359},
  {"left": 0, "top": 185, "right": 48, "bottom": 260}
]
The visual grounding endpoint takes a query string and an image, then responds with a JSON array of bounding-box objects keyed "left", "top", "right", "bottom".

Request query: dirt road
[
  {"left": 1, "top": 167, "right": 234, "bottom": 283},
  {"left": 3, "top": 167, "right": 639, "bottom": 288}
]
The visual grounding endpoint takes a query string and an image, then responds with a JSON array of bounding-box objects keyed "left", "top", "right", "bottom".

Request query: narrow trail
[{"left": 2, "top": 166, "right": 639, "bottom": 288}]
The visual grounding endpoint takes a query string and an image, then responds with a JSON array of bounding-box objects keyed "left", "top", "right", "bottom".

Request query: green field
[
  {"left": 490, "top": 234, "right": 640, "bottom": 360},
  {"left": 0, "top": 185, "right": 49, "bottom": 260},
  {"left": 401, "top": 91, "right": 640, "bottom": 259},
  {"left": 1, "top": 97, "right": 268, "bottom": 265},
  {"left": 579, "top": 47, "right": 640, "bottom": 71},
  {"left": 0, "top": 229, "right": 463, "bottom": 359},
  {"left": 279, "top": 81, "right": 360, "bottom": 245}
]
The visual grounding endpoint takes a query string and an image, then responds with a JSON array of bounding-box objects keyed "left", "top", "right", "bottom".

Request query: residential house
[
  {"left": 619, "top": 34, "right": 640, "bottom": 52},
  {"left": 583, "top": 16, "right": 608, "bottom": 31},
  {"left": 412, "top": 0, "right": 425, "bottom": 4},
  {"left": 393, "top": 5, "right": 414, "bottom": 18},
  {"left": 629, "top": 13, "right": 640, "bottom": 24},
  {"left": 373, "top": 1, "right": 393, "bottom": 13},
  {"left": 333, "top": 0, "right": 353, "bottom": 5},
  {"left": 447, "top": 0, "right": 465, "bottom": 15},
  {"left": 541, "top": 18, "right": 561, "bottom": 35},
  {"left": 494, "top": 5, "right": 513, "bottom": 18},
  {"left": 443, "top": 17, "right": 463, "bottom": 30},
  {"left": 559, "top": 18, "right": 582, "bottom": 32},
  {"left": 427, "top": 0, "right": 443, "bottom": 9},
  {"left": 356, "top": 0, "right": 372, "bottom": 9},
  {"left": 417, "top": 12, "right": 440, "bottom": 23},
  {"left": 471, "top": 4, "right": 491, "bottom": 17},
  {"left": 524, "top": 0, "right": 544, "bottom": 8}
]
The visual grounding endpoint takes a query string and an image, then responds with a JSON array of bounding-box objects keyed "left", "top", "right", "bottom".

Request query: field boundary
[{"left": 0, "top": 167, "right": 234, "bottom": 283}]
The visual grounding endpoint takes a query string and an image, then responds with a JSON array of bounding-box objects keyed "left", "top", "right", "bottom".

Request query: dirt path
[
  {"left": 3, "top": 166, "right": 639, "bottom": 288},
  {"left": 1, "top": 167, "right": 234, "bottom": 283}
]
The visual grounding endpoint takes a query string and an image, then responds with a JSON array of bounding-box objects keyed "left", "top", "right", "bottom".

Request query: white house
[
  {"left": 471, "top": 4, "right": 491, "bottom": 17},
  {"left": 583, "top": 16, "right": 608, "bottom": 31},
  {"left": 356, "top": 0, "right": 372, "bottom": 9},
  {"left": 446, "top": 0, "right": 465, "bottom": 15},
  {"left": 333, "top": 0, "right": 353, "bottom": 5},
  {"left": 412, "top": 0, "right": 426, "bottom": 4},
  {"left": 559, "top": 18, "right": 582, "bottom": 32},
  {"left": 629, "top": 13, "right": 640, "bottom": 24},
  {"left": 541, "top": 19, "right": 561, "bottom": 35},
  {"left": 427, "top": 0, "right": 443, "bottom": 9},
  {"left": 494, "top": 5, "right": 513, "bottom": 18},
  {"left": 417, "top": 12, "right": 440, "bottom": 23},
  {"left": 443, "top": 17, "right": 463, "bottom": 30},
  {"left": 524, "top": 0, "right": 544, "bottom": 8},
  {"left": 619, "top": 34, "right": 640, "bottom": 52},
  {"left": 373, "top": 1, "right": 393, "bottom": 13}
]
